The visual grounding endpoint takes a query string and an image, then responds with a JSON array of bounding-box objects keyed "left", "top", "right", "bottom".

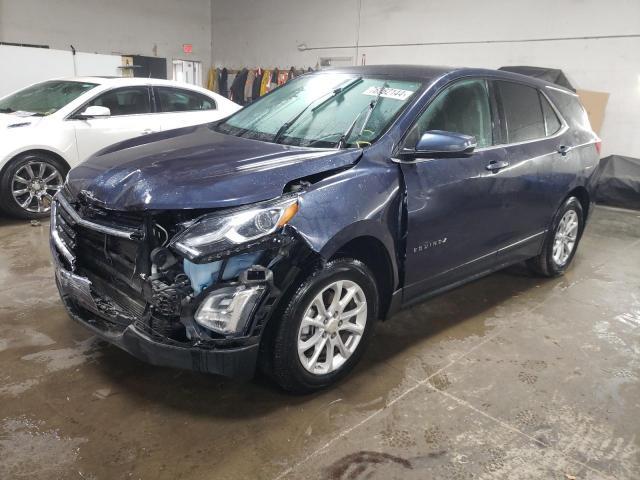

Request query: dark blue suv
[{"left": 50, "top": 65, "right": 600, "bottom": 392}]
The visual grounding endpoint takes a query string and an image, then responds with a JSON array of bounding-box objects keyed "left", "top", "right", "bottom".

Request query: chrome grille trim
[
  {"left": 56, "top": 193, "right": 139, "bottom": 240},
  {"left": 51, "top": 199, "right": 76, "bottom": 268}
]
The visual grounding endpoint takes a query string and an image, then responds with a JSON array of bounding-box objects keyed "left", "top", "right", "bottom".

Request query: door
[
  {"left": 492, "top": 80, "right": 565, "bottom": 262},
  {"left": 72, "top": 86, "right": 162, "bottom": 161},
  {"left": 400, "top": 78, "right": 511, "bottom": 301},
  {"left": 153, "top": 86, "right": 219, "bottom": 131},
  {"left": 172, "top": 60, "right": 202, "bottom": 86}
]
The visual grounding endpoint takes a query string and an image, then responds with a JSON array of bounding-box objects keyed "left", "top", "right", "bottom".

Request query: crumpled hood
[{"left": 66, "top": 123, "right": 361, "bottom": 211}]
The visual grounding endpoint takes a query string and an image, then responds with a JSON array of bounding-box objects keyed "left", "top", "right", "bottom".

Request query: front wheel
[
  {"left": 0, "top": 152, "right": 67, "bottom": 219},
  {"left": 271, "top": 258, "right": 378, "bottom": 393},
  {"left": 527, "top": 196, "right": 584, "bottom": 277}
]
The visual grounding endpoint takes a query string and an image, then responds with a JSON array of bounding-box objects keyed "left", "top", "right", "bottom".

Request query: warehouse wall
[
  {"left": 210, "top": 0, "right": 640, "bottom": 158},
  {"left": 0, "top": 0, "right": 212, "bottom": 76}
]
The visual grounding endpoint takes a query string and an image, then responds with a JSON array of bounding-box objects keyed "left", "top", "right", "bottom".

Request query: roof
[
  {"left": 321, "top": 64, "right": 455, "bottom": 79},
  {"left": 70, "top": 76, "right": 200, "bottom": 87},
  {"left": 51, "top": 76, "right": 225, "bottom": 98},
  {"left": 318, "top": 64, "right": 576, "bottom": 94}
]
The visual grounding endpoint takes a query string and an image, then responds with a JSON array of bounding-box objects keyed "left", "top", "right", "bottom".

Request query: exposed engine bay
[{"left": 51, "top": 189, "right": 319, "bottom": 357}]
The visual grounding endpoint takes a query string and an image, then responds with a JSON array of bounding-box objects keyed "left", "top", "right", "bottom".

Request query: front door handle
[
  {"left": 485, "top": 160, "right": 509, "bottom": 172},
  {"left": 140, "top": 128, "right": 155, "bottom": 135}
]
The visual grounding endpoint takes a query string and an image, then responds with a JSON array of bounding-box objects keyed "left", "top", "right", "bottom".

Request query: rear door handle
[
  {"left": 485, "top": 160, "right": 509, "bottom": 172},
  {"left": 140, "top": 128, "right": 155, "bottom": 135},
  {"left": 558, "top": 145, "right": 572, "bottom": 156}
]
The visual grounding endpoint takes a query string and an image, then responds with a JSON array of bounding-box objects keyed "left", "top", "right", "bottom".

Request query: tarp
[
  {"left": 498, "top": 66, "right": 575, "bottom": 91},
  {"left": 593, "top": 155, "right": 640, "bottom": 210}
]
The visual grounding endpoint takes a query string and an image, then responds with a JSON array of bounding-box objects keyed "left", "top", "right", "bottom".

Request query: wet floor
[{"left": 0, "top": 206, "right": 639, "bottom": 479}]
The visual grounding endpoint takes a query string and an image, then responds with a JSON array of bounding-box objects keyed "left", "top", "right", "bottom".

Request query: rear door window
[
  {"left": 496, "top": 81, "right": 545, "bottom": 143},
  {"left": 404, "top": 78, "right": 493, "bottom": 149},
  {"left": 86, "top": 87, "right": 152, "bottom": 116},
  {"left": 155, "top": 87, "right": 216, "bottom": 112}
]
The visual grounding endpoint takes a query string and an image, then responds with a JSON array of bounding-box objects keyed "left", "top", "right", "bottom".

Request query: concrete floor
[{"left": 0, "top": 206, "right": 638, "bottom": 480}]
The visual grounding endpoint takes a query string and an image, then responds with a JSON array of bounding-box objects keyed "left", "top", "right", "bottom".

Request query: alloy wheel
[
  {"left": 297, "top": 279, "right": 368, "bottom": 375},
  {"left": 11, "top": 161, "right": 63, "bottom": 213},
  {"left": 552, "top": 209, "right": 579, "bottom": 266}
]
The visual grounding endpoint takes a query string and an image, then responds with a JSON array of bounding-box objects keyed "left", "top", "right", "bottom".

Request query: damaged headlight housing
[
  {"left": 171, "top": 196, "right": 299, "bottom": 261},
  {"left": 194, "top": 284, "right": 265, "bottom": 335}
]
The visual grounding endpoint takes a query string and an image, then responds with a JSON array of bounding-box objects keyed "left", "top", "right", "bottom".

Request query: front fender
[{"left": 289, "top": 159, "right": 402, "bottom": 289}]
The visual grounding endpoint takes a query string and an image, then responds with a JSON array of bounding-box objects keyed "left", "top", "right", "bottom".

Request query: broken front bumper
[
  {"left": 49, "top": 196, "right": 318, "bottom": 379},
  {"left": 53, "top": 265, "right": 260, "bottom": 379}
]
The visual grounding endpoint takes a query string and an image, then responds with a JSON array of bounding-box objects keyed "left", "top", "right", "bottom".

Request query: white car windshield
[
  {"left": 216, "top": 73, "right": 422, "bottom": 148},
  {"left": 0, "top": 80, "right": 98, "bottom": 116}
]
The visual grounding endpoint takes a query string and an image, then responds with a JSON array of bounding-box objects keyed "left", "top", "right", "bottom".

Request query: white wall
[
  {"left": 0, "top": 0, "right": 212, "bottom": 80},
  {"left": 211, "top": 0, "right": 640, "bottom": 158},
  {"left": 0, "top": 45, "right": 121, "bottom": 97}
]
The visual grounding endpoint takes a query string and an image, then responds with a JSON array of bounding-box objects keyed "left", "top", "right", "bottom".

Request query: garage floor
[{"left": 0, "top": 206, "right": 638, "bottom": 480}]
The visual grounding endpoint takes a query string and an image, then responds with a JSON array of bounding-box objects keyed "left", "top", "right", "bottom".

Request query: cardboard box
[{"left": 576, "top": 89, "right": 609, "bottom": 135}]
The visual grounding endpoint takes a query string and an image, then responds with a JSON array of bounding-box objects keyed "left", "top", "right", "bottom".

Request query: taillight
[{"left": 595, "top": 139, "right": 602, "bottom": 155}]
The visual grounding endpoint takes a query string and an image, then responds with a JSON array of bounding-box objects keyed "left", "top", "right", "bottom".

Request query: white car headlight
[{"left": 171, "top": 196, "right": 299, "bottom": 262}]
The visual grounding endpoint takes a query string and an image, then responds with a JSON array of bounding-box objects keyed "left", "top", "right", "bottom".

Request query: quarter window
[
  {"left": 496, "top": 81, "right": 545, "bottom": 143},
  {"left": 540, "top": 93, "right": 561, "bottom": 136},
  {"left": 156, "top": 87, "right": 216, "bottom": 112},
  {"left": 404, "top": 78, "right": 493, "bottom": 149},
  {"left": 86, "top": 87, "right": 152, "bottom": 116}
]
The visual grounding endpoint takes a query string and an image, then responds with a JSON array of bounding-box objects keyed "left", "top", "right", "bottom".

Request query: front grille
[{"left": 54, "top": 194, "right": 147, "bottom": 318}]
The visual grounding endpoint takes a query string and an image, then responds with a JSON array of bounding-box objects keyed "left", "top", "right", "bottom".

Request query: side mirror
[
  {"left": 77, "top": 106, "right": 111, "bottom": 119},
  {"left": 403, "top": 130, "right": 477, "bottom": 159}
]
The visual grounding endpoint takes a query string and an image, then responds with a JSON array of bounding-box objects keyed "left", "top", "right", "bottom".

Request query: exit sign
[{"left": 183, "top": 44, "right": 193, "bottom": 54}]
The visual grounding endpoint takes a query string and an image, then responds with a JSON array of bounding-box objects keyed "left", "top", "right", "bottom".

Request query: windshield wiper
[
  {"left": 336, "top": 82, "right": 388, "bottom": 149},
  {"left": 0, "top": 107, "right": 15, "bottom": 113},
  {"left": 271, "top": 77, "right": 363, "bottom": 144}
]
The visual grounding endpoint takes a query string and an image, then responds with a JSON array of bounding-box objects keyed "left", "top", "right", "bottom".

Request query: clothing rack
[{"left": 207, "top": 65, "right": 315, "bottom": 106}]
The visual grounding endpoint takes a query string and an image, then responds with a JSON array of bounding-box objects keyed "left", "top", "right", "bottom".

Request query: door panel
[
  {"left": 400, "top": 77, "right": 513, "bottom": 301},
  {"left": 72, "top": 86, "right": 161, "bottom": 162},
  {"left": 153, "top": 86, "right": 219, "bottom": 131},
  {"left": 73, "top": 114, "right": 163, "bottom": 162},
  {"left": 158, "top": 111, "right": 217, "bottom": 131},
  {"left": 492, "top": 81, "right": 563, "bottom": 263},
  {"left": 401, "top": 148, "right": 509, "bottom": 300}
]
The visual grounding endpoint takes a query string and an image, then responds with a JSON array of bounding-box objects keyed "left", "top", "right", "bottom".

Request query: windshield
[
  {"left": 0, "top": 80, "right": 98, "bottom": 116},
  {"left": 215, "top": 73, "right": 422, "bottom": 148}
]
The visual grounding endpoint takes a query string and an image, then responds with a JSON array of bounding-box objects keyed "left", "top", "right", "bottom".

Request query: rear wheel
[
  {"left": 0, "top": 152, "right": 67, "bottom": 219},
  {"left": 271, "top": 258, "right": 378, "bottom": 393},
  {"left": 527, "top": 196, "right": 584, "bottom": 277}
]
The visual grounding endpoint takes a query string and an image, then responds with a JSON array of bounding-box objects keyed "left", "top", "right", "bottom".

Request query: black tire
[
  {"left": 527, "top": 196, "right": 584, "bottom": 277},
  {"left": 0, "top": 152, "right": 68, "bottom": 219},
  {"left": 271, "top": 258, "right": 378, "bottom": 393}
]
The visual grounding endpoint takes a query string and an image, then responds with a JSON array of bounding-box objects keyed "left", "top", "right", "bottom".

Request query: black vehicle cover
[
  {"left": 498, "top": 66, "right": 575, "bottom": 91},
  {"left": 593, "top": 155, "right": 640, "bottom": 210}
]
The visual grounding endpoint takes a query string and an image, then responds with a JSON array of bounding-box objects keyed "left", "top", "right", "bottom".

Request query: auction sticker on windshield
[{"left": 362, "top": 86, "right": 414, "bottom": 101}]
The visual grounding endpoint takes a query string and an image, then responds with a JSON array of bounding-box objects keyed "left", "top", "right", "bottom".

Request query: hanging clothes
[
  {"left": 206, "top": 67, "right": 219, "bottom": 93},
  {"left": 230, "top": 68, "right": 248, "bottom": 104},
  {"left": 219, "top": 68, "right": 229, "bottom": 98},
  {"left": 244, "top": 69, "right": 256, "bottom": 103},
  {"left": 278, "top": 71, "right": 288, "bottom": 85},
  {"left": 206, "top": 67, "right": 214, "bottom": 91},
  {"left": 287, "top": 66, "right": 296, "bottom": 81},
  {"left": 260, "top": 69, "right": 271, "bottom": 96},
  {"left": 252, "top": 68, "right": 262, "bottom": 101},
  {"left": 270, "top": 68, "right": 279, "bottom": 91}
]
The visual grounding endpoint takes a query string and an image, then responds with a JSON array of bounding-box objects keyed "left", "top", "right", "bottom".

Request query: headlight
[
  {"left": 194, "top": 284, "right": 265, "bottom": 335},
  {"left": 171, "top": 196, "right": 299, "bottom": 261}
]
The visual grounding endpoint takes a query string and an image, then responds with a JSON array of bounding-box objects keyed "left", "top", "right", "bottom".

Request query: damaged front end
[{"left": 50, "top": 191, "right": 318, "bottom": 379}]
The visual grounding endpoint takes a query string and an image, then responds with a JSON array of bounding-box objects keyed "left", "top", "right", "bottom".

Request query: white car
[{"left": 0, "top": 77, "right": 240, "bottom": 218}]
